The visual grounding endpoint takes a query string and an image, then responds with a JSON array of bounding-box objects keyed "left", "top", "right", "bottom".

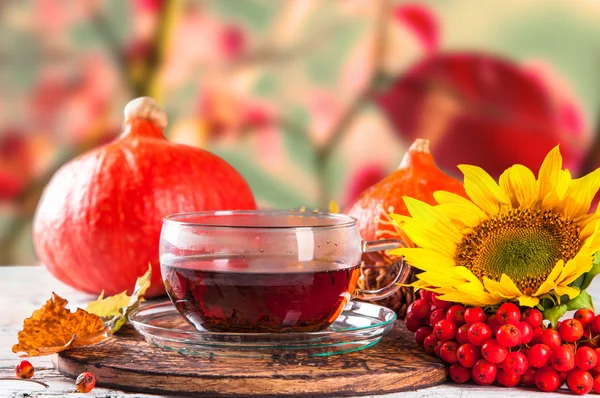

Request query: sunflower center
[{"left": 455, "top": 209, "right": 581, "bottom": 295}]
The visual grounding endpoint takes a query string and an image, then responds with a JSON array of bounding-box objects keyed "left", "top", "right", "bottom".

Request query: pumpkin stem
[
  {"left": 121, "top": 97, "right": 168, "bottom": 139},
  {"left": 410, "top": 138, "right": 430, "bottom": 154}
]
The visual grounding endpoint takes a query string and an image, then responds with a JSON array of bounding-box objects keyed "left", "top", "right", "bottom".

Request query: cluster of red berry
[
  {"left": 407, "top": 290, "right": 600, "bottom": 395},
  {"left": 15, "top": 360, "right": 95, "bottom": 393}
]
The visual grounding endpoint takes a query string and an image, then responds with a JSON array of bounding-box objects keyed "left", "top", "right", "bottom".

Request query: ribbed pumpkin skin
[
  {"left": 33, "top": 119, "right": 256, "bottom": 297},
  {"left": 346, "top": 139, "right": 466, "bottom": 249}
]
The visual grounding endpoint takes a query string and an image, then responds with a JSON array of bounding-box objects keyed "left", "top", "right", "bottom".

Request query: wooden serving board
[{"left": 52, "top": 322, "right": 447, "bottom": 397}]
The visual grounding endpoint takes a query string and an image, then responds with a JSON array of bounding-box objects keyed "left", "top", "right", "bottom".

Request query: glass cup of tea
[{"left": 160, "top": 210, "right": 408, "bottom": 333}]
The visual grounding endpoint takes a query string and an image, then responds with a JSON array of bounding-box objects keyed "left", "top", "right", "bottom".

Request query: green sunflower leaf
[
  {"left": 543, "top": 304, "right": 567, "bottom": 329},
  {"left": 581, "top": 251, "right": 600, "bottom": 290},
  {"left": 566, "top": 290, "right": 595, "bottom": 312}
]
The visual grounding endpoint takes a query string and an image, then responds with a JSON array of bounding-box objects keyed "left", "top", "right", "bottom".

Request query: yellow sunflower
[{"left": 390, "top": 146, "right": 600, "bottom": 307}]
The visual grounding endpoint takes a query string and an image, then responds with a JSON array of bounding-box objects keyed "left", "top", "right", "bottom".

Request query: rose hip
[
  {"left": 521, "top": 308, "right": 543, "bottom": 328},
  {"left": 486, "top": 314, "right": 502, "bottom": 335},
  {"left": 594, "top": 373, "right": 600, "bottom": 393},
  {"left": 503, "top": 351, "right": 528, "bottom": 376},
  {"left": 559, "top": 318, "right": 584, "bottom": 343},
  {"left": 541, "top": 329, "right": 562, "bottom": 350},
  {"left": 590, "top": 315, "right": 600, "bottom": 334},
  {"left": 496, "top": 324, "right": 521, "bottom": 348},
  {"left": 464, "top": 307, "right": 486, "bottom": 325},
  {"left": 575, "top": 308, "right": 595, "bottom": 327},
  {"left": 468, "top": 322, "right": 492, "bottom": 346},
  {"left": 531, "top": 326, "right": 544, "bottom": 345},
  {"left": 496, "top": 368, "right": 520, "bottom": 387},
  {"left": 456, "top": 324, "right": 470, "bottom": 345},
  {"left": 528, "top": 344, "right": 552, "bottom": 368},
  {"left": 550, "top": 345, "right": 575, "bottom": 372},
  {"left": 534, "top": 366, "right": 561, "bottom": 392},
  {"left": 446, "top": 304, "right": 466, "bottom": 326},
  {"left": 431, "top": 294, "right": 454, "bottom": 309},
  {"left": 520, "top": 366, "right": 536, "bottom": 387},
  {"left": 15, "top": 360, "right": 34, "bottom": 379},
  {"left": 457, "top": 343, "right": 480, "bottom": 368},
  {"left": 567, "top": 369, "right": 594, "bottom": 395},
  {"left": 415, "top": 326, "right": 433, "bottom": 346},
  {"left": 575, "top": 346, "right": 598, "bottom": 371},
  {"left": 472, "top": 359, "right": 497, "bottom": 385},
  {"left": 439, "top": 341, "right": 459, "bottom": 364},
  {"left": 481, "top": 339, "right": 508, "bottom": 364},
  {"left": 496, "top": 303, "right": 520, "bottom": 325},
  {"left": 516, "top": 321, "right": 533, "bottom": 345},
  {"left": 429, "top": 309, "right": 446, "bottom": 327},
  {"left": 424, "top": 334, "right": 439, "bottom": 356},
  {"left": 449, "top": 363, "right": 471, "bottom": 384},
  {"left": 434, "top": 319, "right": 457, "bottom": 341},
  {"left": 419, "top": 289, "right": 434, "bottom": 303},
  {"left": 405, "top": 312, "right": 425, "bottom": 333},
  {"left": 76, "top": 372, "right": 96, "bottom": 393},
  {"left": 407, "top": 299, "right": 431, "bottom": 319}
]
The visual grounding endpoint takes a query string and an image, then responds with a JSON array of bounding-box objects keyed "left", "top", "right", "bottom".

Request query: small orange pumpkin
[{"left": 346, "top": 138, "right": 466, "bottom": 256}]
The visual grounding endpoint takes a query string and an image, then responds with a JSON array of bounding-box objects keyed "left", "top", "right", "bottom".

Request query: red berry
[
  {"left": 486, "top": 313, "right": 502, "bottom": 335},
  {"left": 520, "top": 366, "right": 536, "bottom": 386},
  {"left": 535, "top": 366, "right": 561, "bottom": 392},
  {"left": 434, "top": 320, "right": 457, "bottom": 341},
  {"left": 496, "top": 303, "right": 521, "bottom": 325},
  {"left": 559, "top": 371, "right": 568, "bottom": 386},
  {"left": 449, "top": 363, "right": 471, "bottom": 384},
  {"left": 431, "top": 294, "right": 453, "bottom": 309},
  {"left": 429, "top": 309, "right": 446, "bottom": 327},
  {"left": 456, "top": 324, "right": 470, "bottom": 345},
  {"left": 415, "top": 326, "right": 433, "bottom": 346},
  {"left": 407, "top": 299, "right": 431, "bottom": 319},
  {"left": 481, "top": 339, "right": 508, "bottom": 364},
  {"left": 446, "top": 304, "right": 466, "bottom": 326},
  {"left": 468, "top": 322, "right": 492, "bottom": 346},
  {"left": 496, "top": 368, "right": 520, "bottom": 387},
  {"left": 423, "top": 334, "right": 439, "bottom": 355},
  {"left": 15, "top": 360, "right": 34, "bottom": 379},
  {"left": 594, "top": 373, "right": 600, "bottom": 393},
  {"left": 531, "top": 326, "right": 544, "bottom": 345},
  {"left": 541, "top": 329, "right": 562, "bottom": 350},
  {"left": 434, "top": 340, "right": 444, "bottom": 357},
  {"left": 419, "top": 289, "right": 434, "bottom": 303},
  {"left": 516, "top": 321, "right": 533, "bottom": 345},
  {"left": 575, "top": 346, "right": 598, "bottom": 371},
  {"left": 439, "top": 341, "right": 459, "bottom": 364},
  {"left": 567, "top": 369, "right": 594, "bottom": 395},
  {"left": 496, "top": 324, "right": 521, "bottom": 348},
  {"left": 575, "top": 308, "right": 595, "bottom": 327},
  {"left": 464, "top": 307, "right": 487, "bottom": 325},
  {"left": 76, "top": 372, "right": 96, "bottom": 393},
  {"left": 457, "top": 343, "right": 480, "bottom": 368},
  {"left": 472, "top": 359, "right": 497, "bottom": 385},
  {"left": 503, "top": 351, "right": 528, "bottom": 376},
  {"left": 528, "top": 344, "right": 552, "bottom": 368},
  {"left": 551, "top": 345, "right": 576, "bottom": 372},
  {"left": 405, "top": 312, "right": 424, "bottom": 333},
  {"left": 521, "top": 308, "right": 543, "bottom": 328},
  {"left": 594, "top": 348, "right": 600, "bottom": 372},
  {"left": 590, "top": 315, "right": 600, "bottom": 334},
  {"left": 559, "top": 318, "right": 584, "bottom": 343}
]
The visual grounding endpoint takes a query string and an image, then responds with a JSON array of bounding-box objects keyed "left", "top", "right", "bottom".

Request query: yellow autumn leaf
[
  {"left": 86, "top": 265, "right": 152, "bottom": 333},
  {"left": 13, "top": 293, "right": 107, "bottom": 357}
]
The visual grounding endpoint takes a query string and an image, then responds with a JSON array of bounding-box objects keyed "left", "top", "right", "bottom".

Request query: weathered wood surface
[
  {"left": 53, "top": 322, "right": 446, "bottom": 397},
  {"left": 2, "top": 266, "right": 599, "bottom": 397}
]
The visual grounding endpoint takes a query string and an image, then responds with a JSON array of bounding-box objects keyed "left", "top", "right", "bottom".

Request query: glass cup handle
[{"left": 355, "top": 239, "right": 408, "bottom": 301}]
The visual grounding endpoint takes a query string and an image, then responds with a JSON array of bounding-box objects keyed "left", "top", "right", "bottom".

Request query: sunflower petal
[
  {"left": 459, "top": 165, "right": 510, "bottom": 216},
  {"left": 517, "top": 296, "right": 539, "bottom": 307},
  {"left": 499, "top": 164, "right": 538, "bottom": 209},
  {"left": 391, "top": 248, "right": 455, "bottom": 270},
  {"left": 560, "top": 168, "right": 600, "bottom": 219},
  {"left": 483, "top": 275, "right": 522, "bottom": 299},
  {"left": 538, "top": 145, "right": 563, "bottom": 200},
  {"left": 554, "top": 285, "right": 580, "bottom": 299}
]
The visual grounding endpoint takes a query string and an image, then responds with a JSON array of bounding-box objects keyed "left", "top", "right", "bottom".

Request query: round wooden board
[{"left": 53, "top": 321, "right": 447, "bottom": 397}]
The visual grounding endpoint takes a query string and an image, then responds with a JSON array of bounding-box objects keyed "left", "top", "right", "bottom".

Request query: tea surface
[{"left": 162, "top": 256, "right": 360, "bottom": 333}]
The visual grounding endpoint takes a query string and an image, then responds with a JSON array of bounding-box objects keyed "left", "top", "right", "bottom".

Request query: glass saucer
[{"left": 129, "top": 301, "right": 397, "bottom": 358}]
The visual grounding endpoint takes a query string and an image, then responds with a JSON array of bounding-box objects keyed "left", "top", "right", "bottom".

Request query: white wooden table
[{"left": 1, "top": 266, "right": 598, "bottom": 397}]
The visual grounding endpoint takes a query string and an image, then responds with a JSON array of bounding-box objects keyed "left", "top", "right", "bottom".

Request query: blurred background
[{"left": 1, "top": 0, "right": 599, "bottom": 265}]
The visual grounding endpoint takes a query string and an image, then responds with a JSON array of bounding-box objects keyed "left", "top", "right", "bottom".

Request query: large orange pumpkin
[
  {"left": 33, "top": 97, "right": 256, "bottom": 297},
  {"left": 346, "top": 138, "right": 466, "bottom": 256}
]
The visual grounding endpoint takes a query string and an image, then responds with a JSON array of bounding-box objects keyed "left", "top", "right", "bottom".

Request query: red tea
[{"left": 161, "top": 255, "right": 360, "bottom": 333}]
